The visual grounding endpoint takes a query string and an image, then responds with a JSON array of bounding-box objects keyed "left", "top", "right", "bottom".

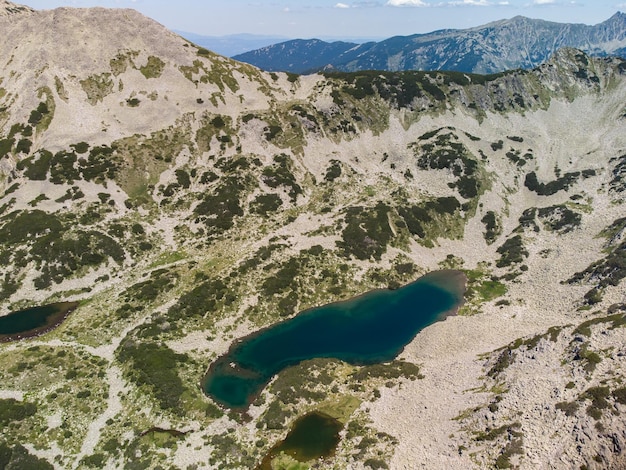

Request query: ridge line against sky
[{"left": 23, "top": 1, "right": 626, "bottom": 39}]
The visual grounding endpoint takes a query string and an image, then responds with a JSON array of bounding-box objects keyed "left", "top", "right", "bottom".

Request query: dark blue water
[
  {"left": 257, "top": 411, "right": 343, "bottom": 469},
  {"left": 203, "top": 270, "right": 464, "bottom": 409},
  {"left": 0, "top": 302, "right": 78, "bottom": 341}
]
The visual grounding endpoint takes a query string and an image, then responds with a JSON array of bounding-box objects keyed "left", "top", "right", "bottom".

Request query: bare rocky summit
[
  {"left": 0, "top": 0, "right": 33, "bottom": 17},
  {"left": 0, "top": 3, "right": 625, "bottom": 470}
]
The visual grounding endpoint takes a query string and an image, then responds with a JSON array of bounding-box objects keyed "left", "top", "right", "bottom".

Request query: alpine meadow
[{"left": 0, "top": 2, "right": 626, "bottom": 469}]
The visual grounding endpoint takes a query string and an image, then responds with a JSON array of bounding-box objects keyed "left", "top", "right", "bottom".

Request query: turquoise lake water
[
  {"left": 0, "top": 302, "right": 78, "bottom": 341},
  {"left": 203, "top": 270, "right": 464, "bottom": 409}
]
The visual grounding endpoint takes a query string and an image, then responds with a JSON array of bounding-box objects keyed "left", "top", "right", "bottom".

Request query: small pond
[
  {"left": 256, "top": 411, "right": 343, "bottom": 470},
  {"left": 0, "top": 302, "right": 79, "bottom": 342}
]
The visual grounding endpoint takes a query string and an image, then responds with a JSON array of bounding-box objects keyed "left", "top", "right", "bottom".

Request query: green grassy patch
[
  {"left": 80, "top": 73, "right": 114, "bottom": 105},
  {"left": 140, "top": 56, "right": 166, "bottom": 79}
]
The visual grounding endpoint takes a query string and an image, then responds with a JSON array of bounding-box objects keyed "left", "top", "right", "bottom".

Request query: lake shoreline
[
  {"left": 0, "top": 301, "right": 80, "bottom": 343},
  {"left": 202, "top": 269, "right": 467, "bottom": 411},
  {"left": 420, "top": 269, "right": 467, "bottom": 321}
]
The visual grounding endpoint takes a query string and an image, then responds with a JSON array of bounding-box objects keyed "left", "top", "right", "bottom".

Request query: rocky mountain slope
[
  {"left": 233, "top": 12, "right": 626, "bottom": 74},
  {"left": 0, "top": 2, "right": 625, "bottom": 469}
]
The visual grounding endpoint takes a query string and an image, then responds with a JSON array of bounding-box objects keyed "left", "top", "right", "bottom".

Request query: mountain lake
[
  {"left": 203, "top": 270, "right": 466, "bottom": 409},
  {"left": 0, "top": 302, "right": 79, "bottom": 342}
]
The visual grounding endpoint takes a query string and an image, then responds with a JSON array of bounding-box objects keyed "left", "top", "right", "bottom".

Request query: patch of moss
[
  {"left": 139, "top": 56, "right": 166, "bottom": 79},
  {"left": 80, "top": 73, "right": 114, "bottom": 105}
]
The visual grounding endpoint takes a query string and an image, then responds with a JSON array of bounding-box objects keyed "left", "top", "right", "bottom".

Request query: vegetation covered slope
[{"left": 0, "top": 2, "right": 625, "bottom": 469}]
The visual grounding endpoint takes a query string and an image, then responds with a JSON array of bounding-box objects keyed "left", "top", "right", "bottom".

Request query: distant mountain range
[
  {"left": 233, "top": 12, "right": 626, "bottom": 74},
  {"left": 175, "top": 31, "right": 381, "bottom": 58},
  {"left": 174, "top": 32, "right": 290, "bottom": 58}
]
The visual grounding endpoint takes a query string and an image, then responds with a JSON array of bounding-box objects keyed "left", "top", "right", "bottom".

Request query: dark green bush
[
  {"left": 555, "top": 401, "right": 579, "bottom": 416},
  {"left": 337, "top": 202, "right": 393, "bottom": 260},
  {"left": 496, "top": 235, "right": 528, "bottom": 268},
  {"left": 194, "top": 176, "right": 246, "bottom": 235},
  {"left": 0, "top": 210, "right": 62, "bottom": 244},
  {"left": 261, "top": 154, "right": 302, "bottom": 202},
  {"left": 482, "top": 211, "right": 500, "bottom": 244},
  {"left": 537, "top": 205, "right": 581, "bottom": 233},
  {"left": 0, "top": 443, "right": 53, "bottom": 470},
  {"left": 117, "top": 342, "right": 187, "bottom": 410},
  {"left": 17, "top": 149, "right": 52, "bottom": 180},
  {"left": 264, "top": 125, "right": 282, "bottom": 141},
  {"left": 568, "top": 241, "right": 626, "bottom": 293},
  {"left": 16, "top": 139, "right": 32, "bottom": 154},
  {"left": 79, "top": 145, "right": 119, "bottom": 183},
  {"left": 612, "top": 387, "right": 626, "bottom": 405},
  {"left": 488, "top": 348, "right": 515, "bottom": 378},
  {"left": 524, "top": 171, "right": 581, "bottom": 196},
  {"left": 0, "top": 398, "right": 37, "bottom": 425},
  {"left": 175, "top": 169, "right": 191, "bottom": 189},
  {"left": 351, "top": 361, "right": 422, "bottom": 382},
  {"left": 0, "top": 138, "right": 14, "bottom": 157},
  {"left": 167, "top": 277, "right": 229, "bottom": 322},
  {"left": 325, "top": 160, "right": 342, "bottom": 182},
  {"left": 71, "top": 142, "right": 90, "bottom": 154},
  {"left": 28, "top": 110, "right": 42, "bottom": 125},
  {"left": 250, "top": 193, "right": 282, "bottom": 215}
]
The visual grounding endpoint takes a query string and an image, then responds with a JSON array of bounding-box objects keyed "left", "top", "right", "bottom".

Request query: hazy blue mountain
[
  {"left": 175, "top": 31, "right": 381, "bottom": 58},
  {"left": 175, "top": 31, "right": 291, "bottom": 57},
  {"left": 232, "top": 38, "right": 375, "bottom": 73},
  {"left": 233, "top": 12, "right": 626, "bottom": 74}
]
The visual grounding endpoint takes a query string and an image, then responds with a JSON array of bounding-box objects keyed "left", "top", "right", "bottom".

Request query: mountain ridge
[
  {"left": 0, "top": 3, "right": 625, "bottom": 470},
  {"left": 233, "top": 12, "right": 626, "bottom": 74}
]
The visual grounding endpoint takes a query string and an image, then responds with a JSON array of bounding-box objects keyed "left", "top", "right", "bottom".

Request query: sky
[{"left": 22, "top": 0, "right": 626, "bottom": 39}]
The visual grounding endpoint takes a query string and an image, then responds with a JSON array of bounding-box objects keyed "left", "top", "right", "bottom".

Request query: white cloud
[
  {"left": 386, "top": 0, "right": 427, "bottom": 6},
  {"left": 447, "top": 0, "right": 491, "bottom": 5},
  {"left": 335, "top": 2, "right": 350, "bottom": 8},
  {"left": 533, "top": 0, "right": 556, "bottom": 4}
]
